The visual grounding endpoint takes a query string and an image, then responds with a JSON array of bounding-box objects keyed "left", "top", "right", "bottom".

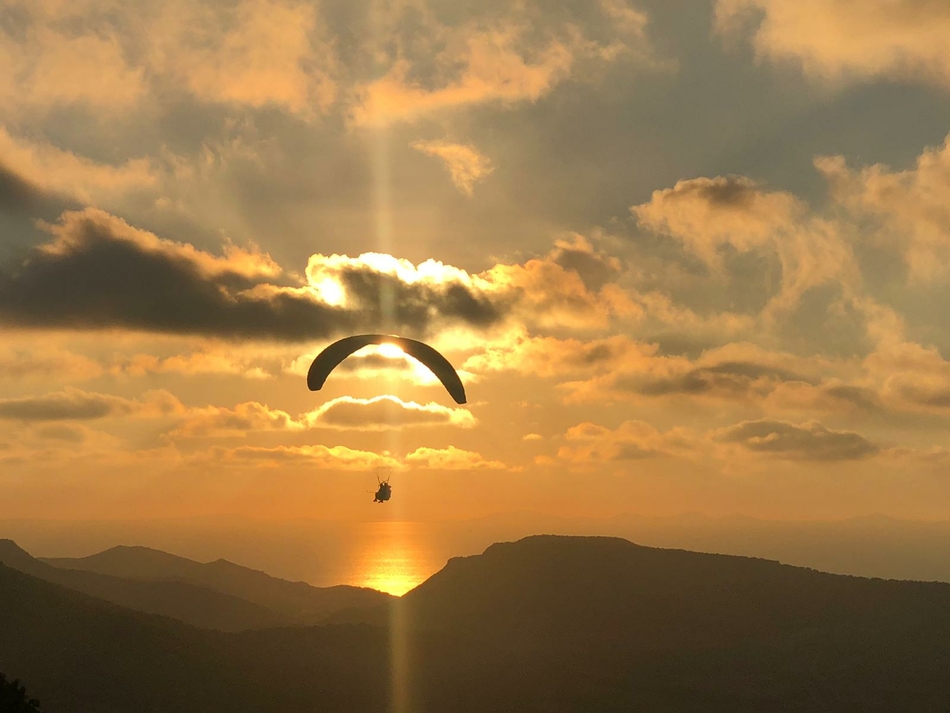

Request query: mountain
[
  {"left": 41, "top": 544, "right": 391, "bottom": 625},
  {"left": 0, "top": 562, "right": 389, "bottom": 713},
  {"left": 398, "top": 535, "right": 950, "bottom": 710},
  {"left": 0, "top": 539, "right": 288, "bottom": 631},
  {"left": 5, "top": 535, "right": 950, "bottom": 712}
]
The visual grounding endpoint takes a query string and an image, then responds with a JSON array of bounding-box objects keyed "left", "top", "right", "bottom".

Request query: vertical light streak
[{"left": 369, "top": 2, "right": 409, "bottom": 708}]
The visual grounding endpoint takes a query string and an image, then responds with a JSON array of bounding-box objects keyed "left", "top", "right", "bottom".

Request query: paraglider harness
[{"left": 374, "top": 475, "right": 392, "bottom": 503}]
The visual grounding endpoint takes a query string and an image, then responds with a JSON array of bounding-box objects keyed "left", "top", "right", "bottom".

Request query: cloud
[
  {"left": 556, "top": 420, "right": 696, "bottom": 463},
  {"left": 866, "top": 341, "right": 950, "bottom": 414},
  {"left": 0, "top": 347, "right": 103, "bottom": 382},
  {"left": 348, "top": 1, "right": 660, "bottom": 127},
  {"left": 712, "top": 418, "right": 879, "bottom": 461},
  {"left": 305, "top": 232, "right": 634, "bottom": 335},
  {"left": 410, "top": 140, "right": 494, "bottom": 195},
  {"left": 149, "top": 0, "right": 338, "bottom": 116},
  {"left": 351, "top": 32, "right": 572, "bottom": 126},
  {"left": 167, "top": 401, "right": 302, "bottom": 439},
  {"left": 405, "top": 445, "right": 506, "bottom": 470},
  {"left": 0, "top": 160, "right": 54, "bottom": 214},
  {"left": 31, "top": 423, "right": 91, "bottom": 444},
  {"left": 0, "top": 0, "right": 337, "bottom": 118},
  {"left": 0, "top": 128, "right": 159, "bottom": 206},
  {"left": 715, "top": 0, "right": 950, "bottom": 89},
  {"left": 0, "top": 209, "right": 349, "bottom": 340},
  {"left": 632, "top": 175, "right": 802, "bottom": 263},
  {"left": 818, "top": 134, "right": 950, "bottom": 281},
  {"left": 0, "top": 387, "right": 180, "bottom": 422},
  {"left": 632, "top": 175, "right": 857, "bottom": 314},
  {"left": 475, "top": 334, "right": 828, "bottom": 405},
  {"left": 0, "top": 5, "right": 146, "bottom": 113},
  {"left": 111, "top": 349, "right": 275, "bottom": 380},
  {"left": 478, "top": 234, "right": 638, "bottom": 329},
  {"left": 304, "top": 250, "right": 505, "bottom": 331},
  {"left": 465, "top": 332, "right": 655, "bottom": 377},
  {"left": 304, "top": 395, "right": 475, "bottom": 430},
  {"left": 199, "top": 443, "right": 399, "bottom": 470},
  {"left": 0, "top": 210, "right": 637, "bottom": 342}
]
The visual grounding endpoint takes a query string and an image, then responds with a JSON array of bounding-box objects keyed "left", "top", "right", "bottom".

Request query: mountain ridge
[{"left": 5, "top": 534, "right": 950, "bottom": 711}]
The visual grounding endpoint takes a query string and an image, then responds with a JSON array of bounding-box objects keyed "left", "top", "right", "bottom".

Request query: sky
[{"left": 3, "top": 0, "right": 950, "bottom": 534}]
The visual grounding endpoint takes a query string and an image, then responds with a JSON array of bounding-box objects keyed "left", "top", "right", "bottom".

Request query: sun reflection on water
[{"left": 352, "top": 521, "right": 440, "bottom": 596}]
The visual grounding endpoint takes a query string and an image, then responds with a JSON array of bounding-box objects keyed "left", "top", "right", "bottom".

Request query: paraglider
[
  {"left": 373, "top": 475, "right": 392, "bottom": 503},
  {"left": 306, "top": 334, "right": 466, "bottom": 405}
]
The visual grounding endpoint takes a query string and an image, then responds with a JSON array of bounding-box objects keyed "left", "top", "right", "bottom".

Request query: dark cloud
[
  {"left": 897, "top": 384, "right": 950, "bottom": 410},
  {"left": 0, "top": 209, "right": 507, "bottom": 341},
  {"left": 611, "top": 441, "right": 659, "bottom": 460},
  {"left": 32, "top": 423, "right": 88, "bottom": 442},
  {"left": 669, "top": 175, "right": 759, "bottom": 209},
  {"left": 622, "top": 360, "right": 810, "bottom": 397},
  {"left": 821, "top": 384, "right": 881, "bottom": 412},
  {"left": 550, "top": 239, "right": 622, "bottom": 292},
  {"left": 339, "top": 268, "right": 504, "bottom": 331},
  {"left": 0, "top": 162, "right": 48, "bottom": 214},
  {"left": 715, "top": 419, "right": 879, "bottom": 461},
  {"left": 0, "top": 390, "right": 125, "bottom": 421}
]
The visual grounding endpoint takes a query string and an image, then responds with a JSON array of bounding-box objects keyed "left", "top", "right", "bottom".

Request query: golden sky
[{"left": 2, "top": 0, "right": 950, "bottom": 525}]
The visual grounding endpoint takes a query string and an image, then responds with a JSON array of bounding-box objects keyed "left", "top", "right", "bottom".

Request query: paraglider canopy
[{"left": 306, "top": 334, "right": 467, "bottom": 404}]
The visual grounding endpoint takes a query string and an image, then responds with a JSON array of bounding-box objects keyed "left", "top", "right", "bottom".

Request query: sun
[{"left": 377, "top": 342, "right": 405, "bottom": 359}]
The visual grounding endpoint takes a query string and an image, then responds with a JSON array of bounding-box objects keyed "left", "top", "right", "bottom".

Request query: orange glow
[{"left": 351, "top": 521, "right": 439, "bottom": 596}]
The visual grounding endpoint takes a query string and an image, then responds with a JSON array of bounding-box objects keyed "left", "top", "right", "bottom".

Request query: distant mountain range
[
  {"left": 3, "top": 535, "right": 950, "bottom": 712},
  {"left": 10, "top": 512, "right": 950, "bottom": 587},
  {"left": 0, "top": 539, "right": 391, "bottom": 632}
]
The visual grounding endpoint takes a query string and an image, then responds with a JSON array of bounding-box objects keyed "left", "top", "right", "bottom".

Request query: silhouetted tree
[{"left": 0, "top": 672, "right": 41, "bottom": 712}]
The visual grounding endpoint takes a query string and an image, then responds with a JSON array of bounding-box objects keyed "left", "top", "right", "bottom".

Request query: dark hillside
[
  {"left": 5, "top": 536, "right": 950, "bottom": 712},
  {"left": 0, "top": 540, "right": 286, "bottom": 631},
  {"left": 42, "top": 545, "right": 391, "bottom": 624}
]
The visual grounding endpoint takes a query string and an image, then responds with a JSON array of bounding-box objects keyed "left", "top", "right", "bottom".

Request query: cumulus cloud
[
  {"left": 818, "top": 134, "right": 950, "bottom": 281},
  {"left": 306, "top": 232, "right": 634, "bottom": 334},
  {"left": 410, "top": 140, "right": 494, "bottom": 195},
  {"left": 405, "top": 445, "right": 506, "bottom": 470},
  {"left": 715, "top": 0, "right": 950, "bottom": 89},
  {"left": 713, "top": 418, "right": 879, "bottom": 461},
  {"left": 632, "top": 175, "right": 857, "bottom": 314},
  {"left": 0, "top": 210, "right": 635, "bottom": 342},
  {"left": 303, "top": 395, "right": 475, "bottom": 430}
]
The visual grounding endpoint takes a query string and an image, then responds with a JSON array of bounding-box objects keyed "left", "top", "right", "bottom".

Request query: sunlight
[
  {"left": 313, "top": 276, "right": 346, "bottom": 306},
  {"left": 354, "top": 523, "right": 430, "bottom": 596},
  {"left": 376, "top": 342, "right": 405, "bottom": 359}
]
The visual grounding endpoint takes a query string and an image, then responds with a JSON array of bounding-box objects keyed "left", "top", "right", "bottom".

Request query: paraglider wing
[{"left": 307, "top": 334, "right": 467, "bottom": 404}]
